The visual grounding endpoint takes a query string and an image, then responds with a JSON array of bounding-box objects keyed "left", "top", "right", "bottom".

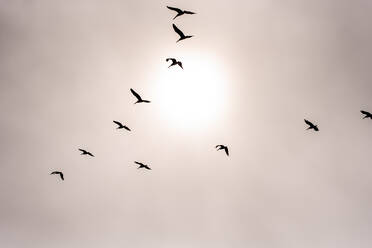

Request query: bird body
[
  {"left": 134, "top": 161, "right": 152, "bottom": 170},
  {"left": 167, "top": 6, "right": 196, "bottom": 19},
  {"left": 172, "top": 24, "right": 193, "bottom": 42},
  {"left": 130, "top": 88, "right": 151, "bottom": 104},
  {"left": 216, "top": 145, "right": 229, "bottom": 156},
  {"left": 361, "top": 110, "right": 372, "bottom": 119},
  {"left": 50, "top": 171, "right": 64, "bottom": 180},
  {"left": 304, "top": 119, "right": 319, "bottom": 131},
  {"left": 113, "top": 121, "right": 131, "bottom": 131},
  {"left": 166, "top": 58, "right": 183, "bottom": 69},
  {"left": 79, "top": 149, "right": 94, "bottom": 157}
]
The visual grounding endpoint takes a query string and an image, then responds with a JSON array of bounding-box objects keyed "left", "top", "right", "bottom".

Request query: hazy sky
[{"left": 1, "top": 0, "right": 372, "bottom": 247}]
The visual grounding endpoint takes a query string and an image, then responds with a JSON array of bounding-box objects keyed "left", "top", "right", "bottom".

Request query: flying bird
[
  {"left": 50, "top": 171, "right": 64, "bottom": 180},
  {"left": 167, "top": 6, "right": 196, "bottom": 19},
  {"left": 304, "top": 119, "right": 319, "bottom": 131},
  {"left": 166, "top": 58, "right": 183, "bottom": 69},
  {"left": 216, "top": 145, "right": 229, "bottom": 156},
  {"left": 79, "top": 149, "right": 94, "bottom": 157},
  {"left": 134, "top": 161, "right": 152, "bottom": 170},
  {"left": 361, "top": 110, "right": 372, "bottom": 119},
  {"left": 130, "top": 88, "right": 150, "bottom": 104},
  {"left": 172, "top": 24, "right": 193, "bottom": 42},
  {"left": 113, "top": 121, "right": 131, "bottom": 131}
]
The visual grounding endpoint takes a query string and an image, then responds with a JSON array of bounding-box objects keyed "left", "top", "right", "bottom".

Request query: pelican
[
  {"left": 113, "top": 121, "right": 131, "bottom": 131},
  {"left": 172, "top": 24, "right": 193, "bottom": 42},
  {"left": 216, "top": 145, "right": 229, "bottom": 156},
  {"left": 304, "top": 119, "right": 319, "bottom": 131},
  {"left": 134, "top": 161, "right": 151, "bottom": 170},
  {"left": 130, "top": 88, "right": 150, "bottom": 104},
  {"left": 79, "top": 149, "right": 94, "bottom": 157},
  {"left": 166, "top": 58, "right": 183, "bottom": 69},
  {"left": 50, "top": 171, "right": 64, "bottom": 180},
  {"left": 167, "top": 6, "right": 196, "bottom": 19}
]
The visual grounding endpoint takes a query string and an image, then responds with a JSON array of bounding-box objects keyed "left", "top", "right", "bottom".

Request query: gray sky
[{"left": 1, "top": 0, "right": 372, "bottom": 247}]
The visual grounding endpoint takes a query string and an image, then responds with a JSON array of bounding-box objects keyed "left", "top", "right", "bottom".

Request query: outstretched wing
[
  {"left": 178, "top": 62, "right": 183, "bottom": 69},
  {"left": 130, "top": 88, "right": 142, "bottom": 101},
  {"left": 215, "top": 145, "right": 222, "bottom": 148},
  {"left": 304, "top": 119, "right": 313, "bottom": 126},
  {"left": 59, "top": 172, "right": 64, "bottom": 180},
  {"left": 184, "top": 11, "right": 196, "bottom": 14},
  {"left": 167, "top": 6, "right": 182, "bottom": 14},
  {"left": 166, "top": 58, "right": 176, "bottom": 63},
  {"left": 173, "top": 24, "right": 185, "bottom": 38},
  {"left": 123, "top": 126, "right": 131, "bottom": 131},
  {"left": 78, "top": 148, "right": 86, "bottom": 153},
  {"left": 361, "top": 110, "right": 370, "bottom": 115},
  {"left": 144, "top": 165, "right": 152, "bottom": 170},
  {"left": 224, "top": 147, "right": 229, "bottom": 156},
  {"left": 134, "top": 161, "right": 144, "bottom": 166},
  {"left": 87, "top": 152, "right": 94, "bottom": 157},
  {"left": 113, "top": 120, "right": 123, "bottom": 127}
]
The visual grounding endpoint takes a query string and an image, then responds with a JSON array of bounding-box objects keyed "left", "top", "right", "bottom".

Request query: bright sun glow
[{"left": 153, "top": 54, "right": 228, "bottom": 131}]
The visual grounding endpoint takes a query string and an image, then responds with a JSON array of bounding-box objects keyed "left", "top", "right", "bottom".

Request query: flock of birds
[{"left": 50, "top": 6, "right": 372, "bottom": 181}]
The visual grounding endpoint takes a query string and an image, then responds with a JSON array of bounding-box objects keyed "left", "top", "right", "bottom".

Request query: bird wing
[
  {"left": 166, "top": 58, "right": 176, "bottom": 63},
  {"left": 135, "top": 161, "right": 144, "bottom": 166},
  {"left": 79, "top": 149, "right": 86, "bottom": 153},
  {"left": 130, "top": 88, "right": 142, "bottom": 101},
  {"left": 184, "top": 11, "right": 196, "bottom": 14},
  {"left": 216, "top": 145, "right": 221, "bottom": 148},
  {"left": 167, "top": 6, "right": 182, "bottom": 14},
  {"left": 178, "top": 62, "right": 183, "bottom": 69},
  {"left": 314, "top": 126, "right": 319, "bottom": 131},
  {"left": 361, "top": 110, "right": 370, "bottom": 115},
  {"left": 224, "top": 147, "right": 229, "bottom": 156},
  {"left": 60, "top": 173, "right": 64, "bottom": 180},
  {"left": 113, "top": 120, "right": 123, "bottom": 127},
  {"left": 123, "top": 126, "right": 131, "bottom": 131},
  {"left": 144, "top": 165, "right": 152, "bottom": 170},
  {"left": 304, "top": 119, "right": 313, "bottom": 126},
  {"left": 173, "top": 24, "right": 185, "bottom": 37},
  {"left": 87, "top": 152, "right": 94, "bottom": 157}
]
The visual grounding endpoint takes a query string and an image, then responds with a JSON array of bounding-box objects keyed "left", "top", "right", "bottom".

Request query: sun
[{"left": 152, "top": 54, "right": 228, "bottom": 132}]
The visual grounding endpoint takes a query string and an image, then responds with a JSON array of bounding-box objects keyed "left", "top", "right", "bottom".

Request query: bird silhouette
[
  {"left": 361, "top": 110, "right": 372, "bottom": 119},
  {"left": 172, "top": 24, "right": 193, "bottom": 42},
  {"left": 166, "top": 58, "right": 183, "bottom": 69},
  {"left": 304, "top": 119, "right": 319, "bottom": 131},
  {"left": 167, "top": 6, "right": 196, "bottom": 19},
  {"left": 134, "top": 161, "right": 152, "bottom": 170},
  {"left": 113, "top": 121, "right": 131, "bottom": 131},
  {"left": 216, "top": 145, "right": 229, "bottom": 156},
  {"left": 130, "top": 88, "right": 151, "bottom": 104},
  {"left": 50, "top": 171, "right": 64, "bottom": 180},
  {"left": 79, "top": 149, "right": 94, "bottom": 157}
]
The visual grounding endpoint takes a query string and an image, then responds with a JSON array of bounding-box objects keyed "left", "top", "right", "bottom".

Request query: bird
[
  {"left": 50, "top": 171, "right": 64, "bottom": 180},
  {"left": 216, "top": 145, "right": 229, "bottom": 156},
  {"left": 167, "top": 6, "right": 196, "bottom": 19},
  {"left": 166, "top": 58, "right": 183, "bottom": 69},
  {"left": 134, "top": 161, "right": 152, "bottom": 170},
  {"left": 79, "top": 149, "right": 94, "bottom": 157},
  {"left": 130, "top": 88, "right": 151, "bottom": 104},
  {"left": 113, "top": 121, "right": 131, "bottom": 131},
  {"left": 361, "top": 110, "right": 372, "bottom": 119},
  {"left": 172, "top": 24, "right": 193, "bottom": 42},
  {"left": 304, "top": 119, "right": 319, "bottom": 131}
]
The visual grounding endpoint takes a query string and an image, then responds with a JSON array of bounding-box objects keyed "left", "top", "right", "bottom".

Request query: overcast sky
[{"left": 1, "top": 0, "right": 372, "bottom": 247}]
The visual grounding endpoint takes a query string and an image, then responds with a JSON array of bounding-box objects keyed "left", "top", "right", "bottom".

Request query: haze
[{"left": 1, "top": 0, "right": 372, "bottom": 247}]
